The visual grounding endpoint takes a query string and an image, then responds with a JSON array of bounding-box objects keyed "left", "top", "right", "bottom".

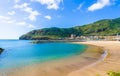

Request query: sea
[{"left": 0, "top": 40, "right": 87, "bottom": 69}]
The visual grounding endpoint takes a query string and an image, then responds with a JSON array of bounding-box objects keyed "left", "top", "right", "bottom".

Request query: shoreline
[
  {"left": 69, "top": 41, "right": 120, "bottom": 76},
  {"left": 68, "top": 46, "right": 108, "bottom": 76},
  {"left": 0, "top": 42, "right": 104, "bottom": 76}
]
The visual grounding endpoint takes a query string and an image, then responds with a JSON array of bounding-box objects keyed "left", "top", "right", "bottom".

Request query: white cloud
[
  {"left": 14, "top": 0, "right": 20, "bottom": 3},
  {"left": 2, "top": 20, "right": 15, "bottom": 24},
  {"left": 0, "top": 15, "right": 11, "bottom": 20},
  {"left": 14, "top": 3, "right": 40, "bottom": 21},
  {"left": 16, "top": 21, "right": 35, "bottom": 28},
  {"left": 7, "top": 11, "right": 15, "bottom": 15},
  {"left": 17, "top": 21, "right": 27, "bottom": 26},
  {"left": 0, "top": 15, "right": 35, "bottom": 29},
  {"left": 0, "top": 15, "right": 15, "bottom": 23},
  {"left": 88, "top": 0, "right": 110, "bottom": 11},
  {"left": 28, "top": 24, "right": 35, "bottom": 28},
  {"left": 28, "top": 11, "right": 40, "bottom": 21},
  {"left": 31, "top": 0, "right": 63, "bottom": 10},
  {"left": 14, "top": 3, "right": 29, "bottom": 9},
  {"left": 77, "top": 2, "right": 84, "bottom": 10},
  {"left": 44, "top": 15, "right": 52, "bottom": 20}
]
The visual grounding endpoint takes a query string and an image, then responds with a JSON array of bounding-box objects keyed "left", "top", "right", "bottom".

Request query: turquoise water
[{"left": 0, "top": 40, "right": 86, "bottom": 69}]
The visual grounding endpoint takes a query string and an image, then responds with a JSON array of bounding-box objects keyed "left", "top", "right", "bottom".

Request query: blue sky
[{"left": 0, "top": 0, "right": 120, "bottom": 39}]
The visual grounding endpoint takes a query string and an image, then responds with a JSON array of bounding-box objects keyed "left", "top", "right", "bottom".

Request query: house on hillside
[
  {"left": 114, "top": 34, "right": 120, "bottom": 41},
  {"left": 70, "top": 34, "right": 76, "bottom": 40}
]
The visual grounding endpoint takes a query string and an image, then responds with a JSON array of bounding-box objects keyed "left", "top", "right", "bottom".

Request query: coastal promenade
[{"left": 69, "top": 41, "right": 120, "bottom": 76}]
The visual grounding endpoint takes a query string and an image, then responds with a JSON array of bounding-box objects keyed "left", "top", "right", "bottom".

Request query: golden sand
[{"left": 69, "top": 41, "right": 120, "bottom": 76}]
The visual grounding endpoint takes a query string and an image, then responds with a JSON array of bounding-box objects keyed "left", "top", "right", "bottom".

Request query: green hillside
[
  {"left": 19, "top": 27, "right": 82, "bottom": 40},
  {"left": 75, "top": 18, "right": 120, "bottom": 36},
  {"left": 19, "top": 17, "right": 120, "bottom": 40}
]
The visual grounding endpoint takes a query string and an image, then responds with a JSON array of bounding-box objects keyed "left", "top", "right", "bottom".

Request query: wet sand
[
  {"left": 0, "top": 43, "right": 104, "bottom": 76},
  {"left": 69, "top": 41, "right": 120, "bottom": 76}
]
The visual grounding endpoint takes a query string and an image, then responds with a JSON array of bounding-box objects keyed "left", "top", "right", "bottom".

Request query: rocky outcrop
[{"left": 0, "top": 48, "right": 4, "bottom": 54}]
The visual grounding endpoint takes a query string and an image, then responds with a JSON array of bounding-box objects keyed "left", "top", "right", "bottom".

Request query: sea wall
[{"left": 31, "top": 40, "right": 85, "bottom": 44}]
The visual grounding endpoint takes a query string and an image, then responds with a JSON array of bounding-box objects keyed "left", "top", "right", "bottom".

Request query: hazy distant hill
[{"left": 19, "top": 17, "right": 120, "bottom": 40}]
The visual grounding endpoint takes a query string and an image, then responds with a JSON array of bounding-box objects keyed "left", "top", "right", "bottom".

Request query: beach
[
  {"left": 0, "top": 42, "right": 103, "bottom": 76},
  {"left": 69, "top": 41, "right": 120, "bottom": 76}
]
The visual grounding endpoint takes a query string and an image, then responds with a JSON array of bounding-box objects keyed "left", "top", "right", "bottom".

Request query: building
[{"left": 70, "top": 34, "right": 76, "bottom": 39}]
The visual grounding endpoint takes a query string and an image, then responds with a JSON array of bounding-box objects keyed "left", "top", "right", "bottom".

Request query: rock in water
[{"left": 0, "top": 48, "right": 4, "bottom": 54}]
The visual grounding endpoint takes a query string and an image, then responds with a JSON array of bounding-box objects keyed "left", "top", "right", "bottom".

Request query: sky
[{"left": 0, "top": 0, "right": 120, "bottom": 39}]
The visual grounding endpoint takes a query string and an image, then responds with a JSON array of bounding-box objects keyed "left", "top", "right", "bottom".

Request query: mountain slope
[
  {"left": 19, "top": 17, "right": 120, "bottom": 40},
  {"left": 19, "top": 27, "right": 82, "bottom": 40},
  {"left": 75, "top": 17, "right": 120, "bottom": 35}
]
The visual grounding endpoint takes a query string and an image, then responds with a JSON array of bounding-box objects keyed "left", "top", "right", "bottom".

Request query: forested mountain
[
  {"left": 19, "top": 17, "right": 120, "bottom": 40},
  {"left": 19, "top": 27, "right": 82, "bottom": 40},
  {"left": 75, "top": 17, "right": 120, "bottom": 35}
]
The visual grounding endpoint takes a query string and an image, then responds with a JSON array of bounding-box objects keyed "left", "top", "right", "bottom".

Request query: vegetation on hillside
[
  {"left": 107, "top": 71, "right": 120, "bottom": 76},
  {"left": 19, "top": 27, "right": 82, "bottom": 40},
  {"left": 96, "top": 71, "right": 120, "bottom": 76},
  {"left": 19, "top": 17, "right": 120, "bottom": 40},
  {"left": 75, "top": 18, "right": 120, "bottom": 36}
]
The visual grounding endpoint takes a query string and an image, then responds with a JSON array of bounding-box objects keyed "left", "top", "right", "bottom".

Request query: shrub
[{"left": 107, "top": 71, "right": 120, "bottom": 76}]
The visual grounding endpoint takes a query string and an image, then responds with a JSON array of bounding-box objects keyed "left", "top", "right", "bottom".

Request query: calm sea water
[{"left": 0, "top": 40, "right": 87, "bottom": 69}]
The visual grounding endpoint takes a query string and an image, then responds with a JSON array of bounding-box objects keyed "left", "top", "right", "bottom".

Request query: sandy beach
[
  {"left": 1, "top": 41, "right": 120, "bottom": 76},
  {"left": 69, "top": 41, "right": 120, "bottom": 76}
]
